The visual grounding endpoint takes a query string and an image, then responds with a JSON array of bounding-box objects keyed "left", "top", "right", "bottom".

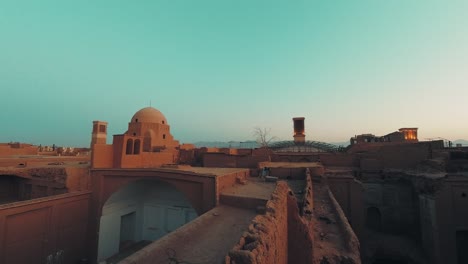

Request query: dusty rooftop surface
[
  {"left": 91, "top": 166, "right": 249, "bottom": 178},
  {"left": 119, "top": 205, "right": 257, "bottom": 264},
  {"left": 169, "top": 166, "right": 249, "bottom": 176},
  {"left": 221, "top": 177, "right": 276, "bottom": 200},
  {"left": 325, "top": 167, "right": 355, "bottom": 173},
  {"left": 312, "top": 181, "right": 358, "bottom": 263},
  {"left": 287, "top": 180, "right": 307, "bottom": 204},
  {"left": 259, "top": 161, "right": 322, "bottom": 168},
  {"left": 0, "top": 155, "right": 90, "bottom": 169}
]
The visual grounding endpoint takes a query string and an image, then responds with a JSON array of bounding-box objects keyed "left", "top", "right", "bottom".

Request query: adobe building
[
  {"left": 350, "top": 128, "right": 418, "bottom": 146},
  {"left": 1, "top": 106, "right": 467, "bottom": 264},
  {"left": 0, "top": 142, "right": 38, "bottom": 157},
  {"left": 88, "top": 109, "right": 361, "bottom": 263},
  {"left": 91, "top": 107, "right": 180, "bottom": 169}
]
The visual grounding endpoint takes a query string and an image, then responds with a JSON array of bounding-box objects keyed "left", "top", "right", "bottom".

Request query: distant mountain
[
  {"left": 453, "top": 139, "right": 468, "bottom": 146},
  {"left": 193, "top": 140, "right": 349, "bottom": 148},
  {"left": 193, "top": 141, "right": 259, "bottom": 148},
  {"left": 330, "top": 141, "right": 350, "bottom": 147}
]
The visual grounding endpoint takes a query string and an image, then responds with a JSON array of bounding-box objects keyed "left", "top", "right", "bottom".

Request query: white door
[
  {"left": 143, "top": 205, "right": 164, "bottom": 241},
  {"left": 165, "top": 207, "right": 185, "bottom": 232},
  {"left": 185, "top": 209, "right": 197, "bottom": 222}
]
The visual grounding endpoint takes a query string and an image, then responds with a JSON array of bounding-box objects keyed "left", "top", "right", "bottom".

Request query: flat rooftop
[
  {"left": 221, "top": 177, "right": 276, "bottom": 200},
  {"left": 91, "top": 166, "right": 249, "bottom": 179},
  {"left": 0, "top": 155, "right": 90, "bottom": 169},
  {"left": 167, "top": 166, "right": 249, "bottom": 176},
  {"left": 119, "top": 205, "right": 257, "bottom": 264},
  {"left": 312, "top": 181, "right": 359, "bottom": 262}
]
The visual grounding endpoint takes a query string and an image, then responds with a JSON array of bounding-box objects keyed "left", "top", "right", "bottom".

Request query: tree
[{"left": 253, "top": 127, "right": 276, "bottom": 148}]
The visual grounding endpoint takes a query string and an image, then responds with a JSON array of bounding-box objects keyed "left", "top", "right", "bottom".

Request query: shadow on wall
[
  {"left": 97, "top": 179, "right": 198, "bottom": 262},
  {"left": 366, "top": 207, "right": 382, "bottom": 232}
]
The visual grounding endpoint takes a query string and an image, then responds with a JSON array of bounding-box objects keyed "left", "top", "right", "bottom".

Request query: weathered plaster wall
[
  {"left": 227, "top": 182, "right": 290, "bottom": 264},
  {"left": 226, "top": 181, "right": 315, "bottom": 264},
  {"left": 0, "top": 145, "right": 37, "bottom": 157},
  {"left": 0, "top": 192, "right": 90, "bottom": 264}
]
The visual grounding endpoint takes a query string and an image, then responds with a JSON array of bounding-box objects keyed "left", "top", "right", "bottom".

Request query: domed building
[{"left": 91, "top": 106, "right": 180, "bottom": 168}]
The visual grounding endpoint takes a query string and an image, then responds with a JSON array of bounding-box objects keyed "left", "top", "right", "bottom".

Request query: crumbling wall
[
  {"left": 302, "top": 171, "right": 314, "bottom": 215},
  {"left": 215, "top": 170, "right": 249, "bottom": 207},
  {"left": 288, "top": 187, "right": 314, "bottom": 264},
  {"left": 226, "top": 182, "right": 289, "bottom": 264},
  {"left": 226, "top": 181, "right": 315, "bottom": 264},
  {"left": 216, "top": 171, "right": 248, "bottom": 194}
]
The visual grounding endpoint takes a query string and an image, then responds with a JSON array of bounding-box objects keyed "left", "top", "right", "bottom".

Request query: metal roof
[{"left": 269, "top": 140, "right": 345, "bottom": 153}]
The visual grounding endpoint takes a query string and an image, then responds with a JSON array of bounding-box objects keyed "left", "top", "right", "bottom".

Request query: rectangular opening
[
  {"left": 294, "top": 120, "right": 304, "bottom": 134},
  {"left": 119, "top": 212, "right": 136, "bottom": 251}
]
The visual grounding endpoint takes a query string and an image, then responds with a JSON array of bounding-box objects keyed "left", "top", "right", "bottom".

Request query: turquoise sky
[{"left": 0, "top": 1, "right": 467, "bottom": 146}]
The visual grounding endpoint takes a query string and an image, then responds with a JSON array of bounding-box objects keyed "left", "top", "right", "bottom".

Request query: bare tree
[{"left": 253, "top": 127, "right": 276, "bottom": 148}]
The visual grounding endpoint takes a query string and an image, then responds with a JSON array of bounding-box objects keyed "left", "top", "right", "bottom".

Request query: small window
[
  {"left": 134, "top": 139, "right": 141, "bottom": 154},
  {"left": 135, "top": 118, "right": 138, "bottom": 123},
  {"left": 126, "top": 139, "right": 133, "bottom": 155},
  {"left": 163, "top": 134, "right": 166, "bottom": 139},
  {"left": 133, "top": 132, "right": 136, "bottom": 136},
  {"left": 162, "top": 121, "right": 165, "bottom": 124},
  {"left": 99, "top": 125, "right": 106, "bottom": 133}
]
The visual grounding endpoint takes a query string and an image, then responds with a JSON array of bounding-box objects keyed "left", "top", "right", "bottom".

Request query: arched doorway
[
  {"left": 97, "top": 179, "right": 198, "bottom": 262},
  {"left": 366, "top": 207, "right": 382, "bottom": 231}
]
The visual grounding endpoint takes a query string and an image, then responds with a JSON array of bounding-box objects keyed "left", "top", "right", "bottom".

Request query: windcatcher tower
[
  {"left": 293, "top": 117, "right": 305, "bottom": 144},
  {"left": 399, "top": 128, "right": 418, "bottom": 142},
  {"left": 91, "top": 121, "right": 108, "bottom": 146}
]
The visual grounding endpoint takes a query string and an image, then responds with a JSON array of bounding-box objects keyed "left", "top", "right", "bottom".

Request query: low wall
[
  {"left": 226, "top": 181, "right": 315, "bottom": 264},
  {"left": 302, "top": 171, "right": 314, "bottom": 216},
  {"left": 0, "top": 192, "right": 91, "bottom": 264},
  {"left": 215, "top": 169, "right": 250, "bottom": 205},
  {"left": 227, "top": 182, "right": 289, "bottom": 264},
  {"left": 0, "top": 145, "right": 38, "bottom": 157},
  {"left": 287, "top": 190, "right": 314, "bottom": 264},
  {"left": 327, "top": 188, "right": 360, "bottom": 253},
  {"left": 216, "top": 170, "right": 249, "bottom": 196}
]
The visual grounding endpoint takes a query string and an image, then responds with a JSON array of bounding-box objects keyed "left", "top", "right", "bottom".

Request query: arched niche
[{"left": 97, "top": 179, "right": 198, "bottom": 262}]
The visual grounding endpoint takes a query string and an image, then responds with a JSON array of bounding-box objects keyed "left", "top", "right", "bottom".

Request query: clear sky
[{"left": 0, "top": 0, "right": 467, "bottom": 147}]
